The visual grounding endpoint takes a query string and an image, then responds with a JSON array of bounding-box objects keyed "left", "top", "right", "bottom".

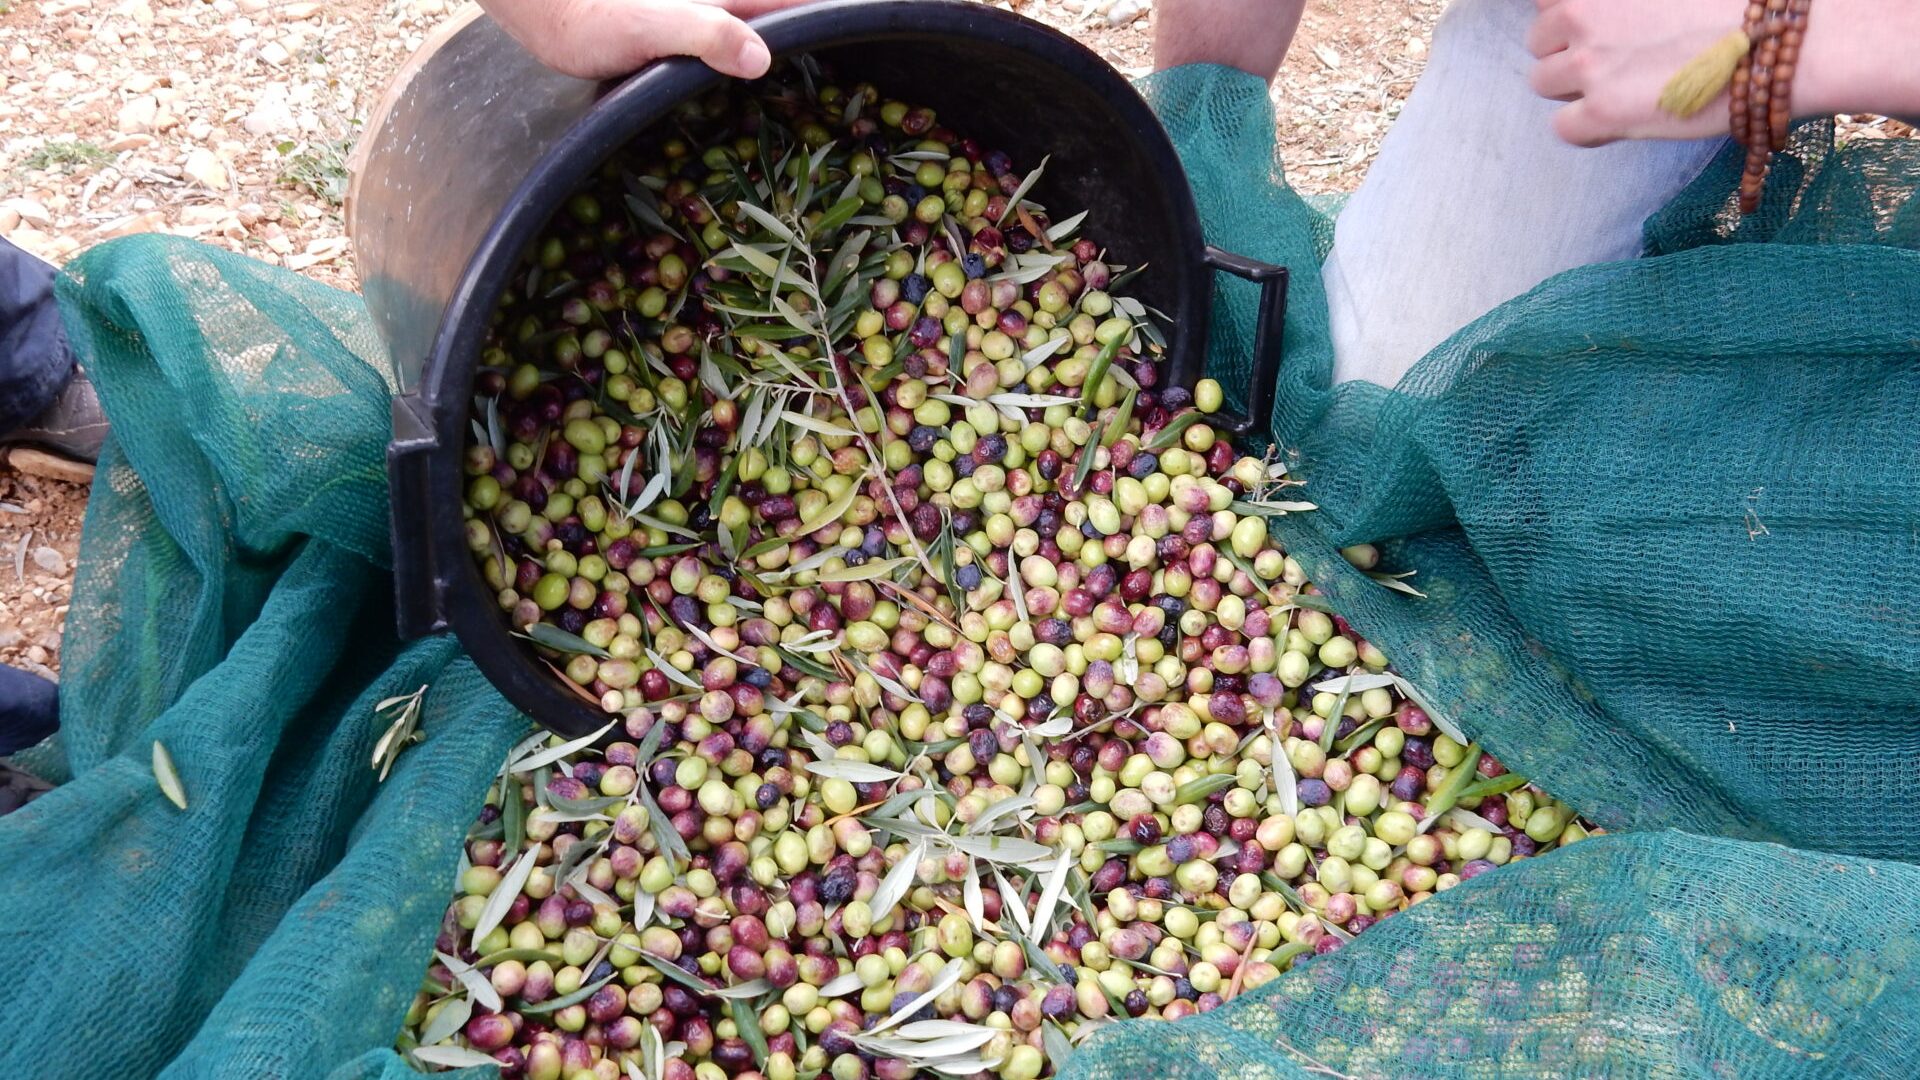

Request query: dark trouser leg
[
  {"left": 0, "top": 664, "right": 59, "bottom": 757},
  {"left": 0, "top": 237, "right": 75, "bottom": 434}
]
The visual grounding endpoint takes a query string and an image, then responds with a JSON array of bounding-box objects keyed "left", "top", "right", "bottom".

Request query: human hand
[
  {"left": 1525, "top": 0, "right": 1752, "bottom": 147},
  {"left": 1527, "top": 0, "right": 1920, "bottom": 148},
  {"left": 480, "top": 0, "right": 822, "bottom": 82}
]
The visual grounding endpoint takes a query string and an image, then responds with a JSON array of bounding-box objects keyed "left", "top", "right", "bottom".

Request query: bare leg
[{"left": 1152, "top": 0, "right": 1305, "bottom": 82}]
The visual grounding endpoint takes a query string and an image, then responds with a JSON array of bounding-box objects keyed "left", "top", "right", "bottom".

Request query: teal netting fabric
[
  {"left": 0, "top": 236, "right": 528, "bottom": 1079},
  {"left": 3, "top": 61, "right": 1918, "bottom": 1080},
  {"left": 1063, "top": 65, "right": 1920, "bottom": 1080}
]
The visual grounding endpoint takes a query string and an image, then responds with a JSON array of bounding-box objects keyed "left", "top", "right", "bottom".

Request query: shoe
[
  {"left": 0, "top": 763, "right": 53, "bottom": 816},
  {"left": 5, "top": 367, "right": 107, "bottom": 465}
]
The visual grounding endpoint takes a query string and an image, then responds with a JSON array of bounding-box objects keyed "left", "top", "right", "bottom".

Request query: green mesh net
[
  {"left": 2, "top": 61, "right": 1917, "bottom": 1080},
  {"left": 1062, "top": 65, "right": 1920, "bottom": 1080},
  {"left": 0, "top": 238, "right": 530, "bottom": 1078}
]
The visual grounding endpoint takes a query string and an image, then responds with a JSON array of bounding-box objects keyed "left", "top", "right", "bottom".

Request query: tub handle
[
  {"left": 389, "top": 393, "right": 450, "bottom": 638},
  {"left": 1201, "top": 245, "right": 1288, "bottom": 440}
]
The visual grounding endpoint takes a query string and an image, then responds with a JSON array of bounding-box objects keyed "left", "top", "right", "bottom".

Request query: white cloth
[{"left": 1323, "top": 0, "right": 1730, "bottom": 386}]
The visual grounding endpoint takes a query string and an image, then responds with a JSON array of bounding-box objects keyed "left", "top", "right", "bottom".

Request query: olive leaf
[
  {"left": 869, "top": 840, "right": 925, "bottom": 922},
  {"left": 865, "top": 957, "right": 966, "bottom": 1036},
  {"left": 820, "top": 970, "right": 866, "bottom": 997},
  {"left": 1388, "top": 673, "right": 1471, "bottom": 745},
  {"left": 1044, "top": 209, "right": 1089, "bottom": 244},
  {"left": 711, "top": 977, "right": 775, "bottom": 1000},
  {"left": 523, "top": 623, "right": 611, "bottom": 659},
  {"left": 992, "top": 866, "right": 1032, "bottom": 937},
  {"left": 472, "top": 845, "right": 539, "bottom": 944},
  {"left": 436, "top": 950, "right": 503, "bottom": 1012},
  {"left": 1040, "top": 1020, "right": 1074, "bottom": 1074},
  {"left": 795, "top": 481, "right": 860, "bottom": 536},
  {"left": 996, "top": 154, "right": 1049, "bottom": 226},
  {"left": 963, "top": 858, "right": 985, "bottom": 933},
  {"left": 520, "top": 970, "right": 617, "bottom": 1015},
  {"left": 780, "top": 409, "right": 857, "bottom": 438},
  {"left": 511, "top": 718, "right": 618, "bottom": 773},
  {"left": 1444, "top": 806, "right": 1506, "bottom": 833},
  {"left": 641, "top": 952, "right": 721, "bottom": 994},
  {"left": 732, "top": 997, "right": 770, "bottom": 1068},
  {"left": 1418, "top": 742, "right": 1484, "bottom": 834},
  {"left": 1310, "top": 672, "right": 1397, "bottom": 695},
  {"left": 466, "top": 946, "right": 562, "bottom": 969},
  {"left": 1457, "top": 772, "right": 1530, "bottom": 800},
  {"left": 1274, "top": 714, "right": 1305, "bottom": 814},
  {"left": 1028, "top": 847, "right": 1075, "bottom": 941},
  {"left": 1366, "top": 569, "right": 1429, "bottom": 598},
  {"left": 411, "top": 1045, "right": 502, "bottom": 1069},
  {"left": 642, "top": 648, "right": 703, "bottom": 690},
  {"left": 415, "top": 996, "right": 472, "bottom": 1049},
  {"left": 805, "top": 759, "right": 906, "bottom": 784},
  {"left": 152, "top": 740, "right": 188, "bottom": 810},
  {"left": 965, "top": 794, "right": 1034, "bottom": 835}
]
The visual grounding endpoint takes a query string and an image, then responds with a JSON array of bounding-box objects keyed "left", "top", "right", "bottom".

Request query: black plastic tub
[{"left": 351, "top": 0, "right": 1287, "bottom": 737}]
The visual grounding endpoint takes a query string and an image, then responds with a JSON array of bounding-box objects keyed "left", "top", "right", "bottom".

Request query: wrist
[{"left": 1794, "top": 0, "right": 1920, "bottom": 118}]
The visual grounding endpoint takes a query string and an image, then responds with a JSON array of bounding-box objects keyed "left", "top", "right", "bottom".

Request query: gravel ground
[{"left": 0, "top": 0, "right": 1441, "bottom": 685}]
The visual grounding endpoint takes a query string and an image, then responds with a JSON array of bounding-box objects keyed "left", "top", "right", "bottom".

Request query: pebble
[
  {"left": 1106, "top": 0, "right": 1151, "bottom": 27},
  {"left": 117, "top": 93, "right": 159, "bottom": 133},
  {"left": 2, "top": 198, "right": 52, "bottom": 228},
  {"left": 30, "top": 548, "right": 65, "bottom": 575},
  {"left": 183, "top": 147, "right": 230, "bottom": 189},
  {"left": 95, "top": 209, "right": 168, "bottom": 238},
  {"left": 244, "top": 86, "right": 295, "bottom": 136}
]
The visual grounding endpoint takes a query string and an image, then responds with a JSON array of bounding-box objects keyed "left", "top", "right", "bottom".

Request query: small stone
[
  {"left": 2, "top": 198, "right": 52, "bottom": 228},
  {"left": 1406, "top": 36, "right": 1427, "bottom": 58},
  {"left": 72, "top": 54, "right": 100, "bottom": 75},
  {"left": 95, "top": 209, "right": 167, "bottom": 239},
  {"left": 1106, "top": 0, "right": 1149, "bottom": 26},
  {"left": 259, "top": 40, "right": 291, "bottom": 65},
  {"left": 118, "top": 94, "right": 159, "bottom": 133},
  {"left": 0, "top": 208, "right": 18, "bottom": 235},
  {"left": 0, "top": 628, "right": 21, "bottom": 650},
  {"left": 183, "top": 148, "right": 229, "bottom": 189},
  {"left": 25, "top": 645, "right": 48, "bottom": 666},
  {"left": 105, "top": 132, "right": 154, "bottom": 151},
  {"left": 179, "top": 205, "right": 233, "bottom": 226},
  {"left": 31, "top": 548, "right": 64, "bottom": 575},
  {"left": 244, "top": 88, "right": 295, "bottom": 136}
]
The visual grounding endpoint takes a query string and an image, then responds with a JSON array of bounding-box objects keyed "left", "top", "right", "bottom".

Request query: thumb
[{"left": 635, "top": 1, "right": 772, "bottom": 78}]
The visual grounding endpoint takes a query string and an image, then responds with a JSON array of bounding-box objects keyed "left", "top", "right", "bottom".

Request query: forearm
[
  {"left": 1798, "top": 0, "right": 1920, "bottom": 119},
  {"left": 1153, "top": 0, "right": 1307, "bottom": 82}
]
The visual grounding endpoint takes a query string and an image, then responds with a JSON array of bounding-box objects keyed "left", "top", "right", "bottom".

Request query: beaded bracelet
[
  {"left": 1732, "top": 0, "right": 1813, "bottom": 212},
  {"left": 1661, "top": 0, "right": 1814, "bottom": 214}
]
